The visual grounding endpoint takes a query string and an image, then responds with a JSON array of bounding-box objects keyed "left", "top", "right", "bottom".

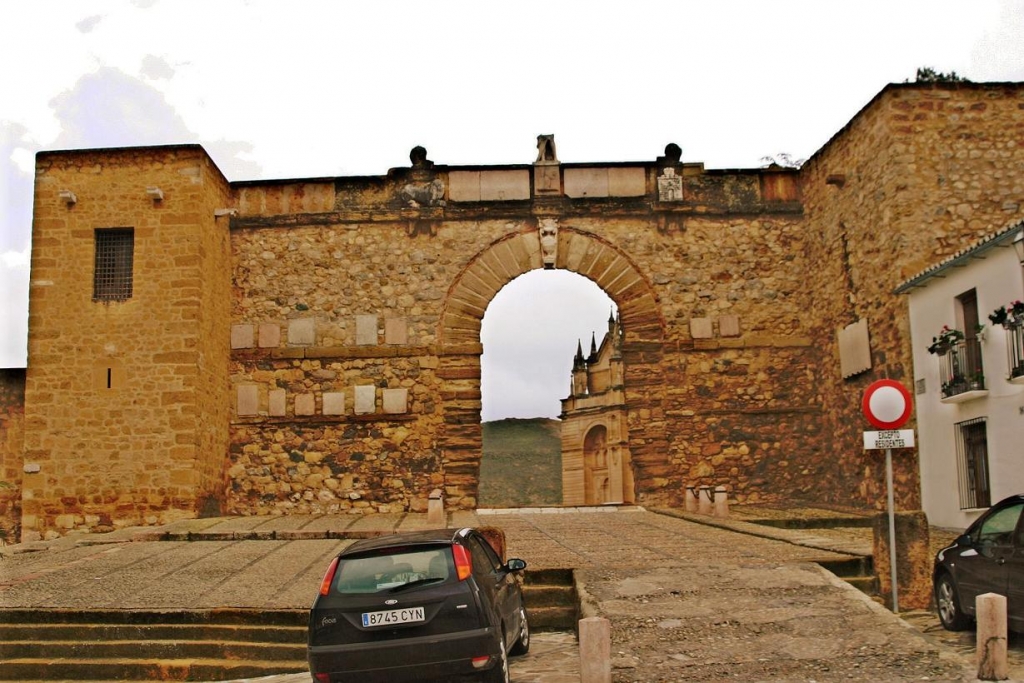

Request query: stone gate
[{"left": 10, "top": 82, "right": 1024, "bottom": 539}]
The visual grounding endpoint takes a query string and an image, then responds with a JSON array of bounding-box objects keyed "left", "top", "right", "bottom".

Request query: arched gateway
[{"left": 438, "top": 227, "right": 664, "bottom": 508}]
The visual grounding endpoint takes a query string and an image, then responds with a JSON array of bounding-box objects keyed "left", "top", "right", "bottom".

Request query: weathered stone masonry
[{"left": 9, "top": 82, "right": 1024, "bottom": 539}]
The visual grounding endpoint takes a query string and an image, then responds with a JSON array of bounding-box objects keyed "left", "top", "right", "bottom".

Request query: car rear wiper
[{"left": 389, "top": 577, "right": 445, "bottom": 593}]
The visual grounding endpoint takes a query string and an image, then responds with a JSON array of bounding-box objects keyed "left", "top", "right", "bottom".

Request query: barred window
[
  {"left": 955, "top": 417, "right": 990, "bottom": 510},
  {"left": 93, "top": 228, "right": 134, "bottom": 301}
]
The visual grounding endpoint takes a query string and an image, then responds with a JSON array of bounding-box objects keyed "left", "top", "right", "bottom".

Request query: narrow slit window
[{"left": 94, "top": 228, "right": 134, "bottom": 301}]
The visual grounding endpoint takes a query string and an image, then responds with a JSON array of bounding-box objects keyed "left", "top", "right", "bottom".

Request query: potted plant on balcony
[
  {"left": 968, "top": 371, "right": 985, "bottom": 391},
  {"left": 927, "top": 325, "right": 965, "bottom": 356},
  {"left": 990, "top": 300, "right": 1024, "bottom": 328},
  {"left": 941, "top": 374, "right": 967, "bottom": 398}
]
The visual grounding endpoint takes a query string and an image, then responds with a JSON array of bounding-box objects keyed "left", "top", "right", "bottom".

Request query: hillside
[{"left": 478, "top": 418, "right": 562, "bottom": 508}]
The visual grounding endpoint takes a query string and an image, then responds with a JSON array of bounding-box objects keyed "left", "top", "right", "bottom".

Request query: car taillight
[
  {"left": 452, "top": 544, "right": 472, "bottom": 581},
  {"left": 313, "top": 674, "right": 331, "bottom": 683},
  {"left": 319, "top": 557, "right": 339, "bottom": 596},
  {"left": 471, "top": 655, "right": 492, "bottom": 669}
]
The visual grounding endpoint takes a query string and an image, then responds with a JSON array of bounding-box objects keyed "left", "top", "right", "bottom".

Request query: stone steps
[
  {"left": 819, "top": 556, "right": 879, "bottom": 595},
  {"left": 0, "top": 608, "right": 307, "bottom": 681},
  {"left": 522, "top": 568, "right": 578, "bottom": 631}
]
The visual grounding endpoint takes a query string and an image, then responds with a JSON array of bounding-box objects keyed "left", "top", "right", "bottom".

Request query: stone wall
[
  {"left": 802, "top": 83, "right": 1024, "bottom": 510},
  {"left": 0, "top": 369, "right": 25, "bottom": 542},
  {"left": 20, "top": 82, "right": 1024, "bottom": 535}
]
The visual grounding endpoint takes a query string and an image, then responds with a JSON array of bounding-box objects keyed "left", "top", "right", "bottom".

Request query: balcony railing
[{"left": 937, "top": 338, "right": 985, "bottom": 400}]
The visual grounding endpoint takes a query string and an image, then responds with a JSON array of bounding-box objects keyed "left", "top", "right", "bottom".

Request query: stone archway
[{"left": 436, "top": 224, "right": 666, "bottom": 508}]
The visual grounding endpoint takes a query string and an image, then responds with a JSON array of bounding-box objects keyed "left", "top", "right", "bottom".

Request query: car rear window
[{"left": 333, "top": 546, "right": 453, "bottom": 594}]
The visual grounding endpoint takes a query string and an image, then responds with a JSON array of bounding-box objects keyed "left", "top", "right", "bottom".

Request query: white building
[{"left": 897, "top": 221, "right": 1024, "bottom": 529}]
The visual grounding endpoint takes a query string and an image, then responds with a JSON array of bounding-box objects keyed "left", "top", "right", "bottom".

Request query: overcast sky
[{"left": 2, "top": 1, "right": 1023, "bottom": 420}]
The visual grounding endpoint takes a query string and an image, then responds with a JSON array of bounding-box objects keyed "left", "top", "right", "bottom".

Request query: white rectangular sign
[{"left": 863, "top": 429, "right": 915, "bottom": 450}]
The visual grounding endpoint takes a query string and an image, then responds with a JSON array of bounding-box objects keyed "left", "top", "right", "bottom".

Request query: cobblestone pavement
[{"left": 3, "top": 507, "right": 1021, "bottom": 681}]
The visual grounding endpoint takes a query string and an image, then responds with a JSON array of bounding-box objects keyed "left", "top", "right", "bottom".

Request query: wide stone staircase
[
  {"left": 0, "top": 608, "right": 308, "bottom": 681},
  {"left": 0, "top": 569, "right": 579, "bottom": 681}
]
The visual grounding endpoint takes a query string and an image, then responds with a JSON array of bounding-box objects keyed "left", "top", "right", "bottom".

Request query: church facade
[{"left": 3, "top": 82, "right": 1024, "bottom": 542}]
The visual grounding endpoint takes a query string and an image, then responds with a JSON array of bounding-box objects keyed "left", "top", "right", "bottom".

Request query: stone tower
[{"left": 21, "top": 146, "right": 233, "bottom": 539}]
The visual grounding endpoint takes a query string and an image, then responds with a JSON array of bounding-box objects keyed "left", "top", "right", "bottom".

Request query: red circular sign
[{"left": 862, "top": 380, "right": 913, "bottom": 429}]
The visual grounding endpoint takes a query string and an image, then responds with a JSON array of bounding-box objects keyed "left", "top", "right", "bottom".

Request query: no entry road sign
[{"left": 861, "top": 379, "right": 913, "bottom": 430}]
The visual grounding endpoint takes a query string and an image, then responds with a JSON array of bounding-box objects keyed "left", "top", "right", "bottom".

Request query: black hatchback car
[
  {"left": 933, "top": 493, "right": 1024, "bottom": 632},
  {"left": 308, "top": 527, "right": 530, "bottom": 682}
]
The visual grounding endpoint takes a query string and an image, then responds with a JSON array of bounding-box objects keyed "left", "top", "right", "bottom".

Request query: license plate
[{"left": 361, "top": 606, "right": 425, "bottom": 627}]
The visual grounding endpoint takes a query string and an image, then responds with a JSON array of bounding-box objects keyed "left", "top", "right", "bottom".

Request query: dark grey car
[
  {"left": 308, "top": 527, "right": 529, "bottom": 682},
  {"left": 933, "top": 493, "right": 1024, "bottom": 632}
]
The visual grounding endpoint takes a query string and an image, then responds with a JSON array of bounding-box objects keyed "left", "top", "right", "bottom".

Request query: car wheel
[
  {"left": 509, "top": 605, "right": 530, "bottom": 656},
  {"left": 936, "top": 572, "right": 971, "bottom": 631},
  {"left": 480, "top": 634, "right": 510, "bottom": 683}
]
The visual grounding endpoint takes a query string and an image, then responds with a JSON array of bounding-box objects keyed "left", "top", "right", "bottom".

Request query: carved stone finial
[
  {"left": 658, "top": 143, "right": 683, "bottom": 167},
  {"left": 410, "top": 146, "right": 432, "bottom": 169},
  {"left": 535, "top": 135, "right": 558, "bottom": 164},
  {"left": 538, "top": 218, "right": 558, "bottom": 269}
]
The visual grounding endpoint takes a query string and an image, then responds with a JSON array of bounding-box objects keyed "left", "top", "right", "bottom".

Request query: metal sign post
[
  {"left": 885, "top": 446, "right": 898, "bottom": 613},
  {"left": 861, "top": 380, "right": 914, "bottom": 614}
]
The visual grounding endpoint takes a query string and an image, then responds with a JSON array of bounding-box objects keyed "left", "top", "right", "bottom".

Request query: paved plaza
[{"left": 2, "top": 507, "right": 1021, "bottom": 681}]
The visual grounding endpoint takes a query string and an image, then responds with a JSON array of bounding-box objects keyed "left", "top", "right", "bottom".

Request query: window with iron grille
[
  {"left": 93, "top": 228, "right": 134, "bottom": 301},
  {"left": 955, "top": 417, "right": 991, "bottom": 510}
]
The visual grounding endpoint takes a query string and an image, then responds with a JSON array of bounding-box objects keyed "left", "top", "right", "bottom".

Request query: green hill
[{"left": 478, "top": 418, "right": 562, "bottom": 508}]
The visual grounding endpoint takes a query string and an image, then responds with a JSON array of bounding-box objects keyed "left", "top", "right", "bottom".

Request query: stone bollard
[
  {"left": 713, "top": 485, "right": 729, "bottom": 518},
  {"left": 579, "top": 616, "right": 611, "bottom": 683},
  {"left": 426, "top": 488, "right": 444, "bottom": 527},
  {"left": 698, "top": 485, "right": 713, "bottom": 515},
  {"left": 976, "top": 592, "right": 1008, "bottom": 680},
  {"left": 684, "top": 486, "right": 698, "bottom": 513}
]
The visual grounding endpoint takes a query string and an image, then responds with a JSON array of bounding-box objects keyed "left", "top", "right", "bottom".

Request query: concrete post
[
  {"left": 579, "top": 616, "right": 611, "bottom": 683},
  {"left": 684, "top": 486, "right": 698, "bottom": 512},
  {"left": 976, "top": 592, "right": 1008, "bottom": 680},
  {"left": 713, "top": 485, "right": 729, "bottom": 517},
  {"left": 427, "top": 488, "right": 444, "bottom": 527},
  {"left": 698, "top": 485, "right": 713, "bottom": 515}
]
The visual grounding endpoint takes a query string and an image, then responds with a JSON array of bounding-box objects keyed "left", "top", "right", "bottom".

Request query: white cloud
[
  {"left": 0, "top": 252, "right": 29, "bottom": 368},
  {"left": 481, "top": 270, "right": 616, "bottom": 421}
]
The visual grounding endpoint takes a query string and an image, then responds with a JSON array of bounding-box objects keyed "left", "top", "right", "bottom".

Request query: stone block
[
  {"left": 295, "top": 393, "right": 316, "bottom": 416},
  {"left": 607, "top": 167, "right": 646, "bottom": 196},
  {"left": 268, "top": 389, "right": 286, "bottom": 417},
  {"left": 385, "top": 317, "right": 408, "bottom": 345},
  {"left": 354, "top": 385, "right": 376, "bottom": 414},
  {"left": 564, "top": 168, "right": 609, "bottom": 198},
  {"left": 355, "top": 314, "right": 378, "bottom": 346},
  {"left": 690, "top": 317, "right": 713, "bottom": 339},
  {"left": 383, "top": 388, "right": 409, "bottom": 414},
  {"left": 258, "top": 323, "right": 281, "bottom": 348},
  {"left": 323, "top": 392, "right": 345, "bottom": 415},
  {"left": 231, "top": 324, "right": 254, "bottom": 349},
  {"left": 288, "top": 318, "right": 316, "bottom": 346},
  {"left": 872, "top": 510, "right": 932, "bottom": 610},
  {"left": 534, "top": 164, "right": 561, "bottom": 195},
  {"left": 237, "top": 385, "right": 258, "bottom": 416},
  {"left": 448, "top": 171, "right": 480, "bottom": 202},
  {"left": 719, "top": 314, "right": 741, "bottom": 337},
  {"left": 479, "top": 169, "right": 530, "bottom": 201}
]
